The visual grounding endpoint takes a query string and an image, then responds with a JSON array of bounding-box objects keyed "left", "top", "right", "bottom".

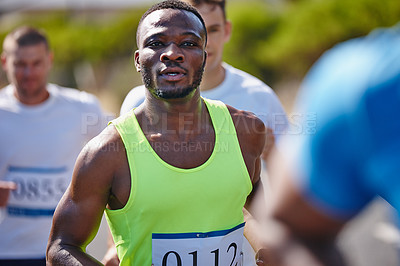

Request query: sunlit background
[
  {"left": 1, "top": 0, "right": 400, "bottom": 263},
  {"left": 1, "top": 0, "right": 399, "bottom": 116}
]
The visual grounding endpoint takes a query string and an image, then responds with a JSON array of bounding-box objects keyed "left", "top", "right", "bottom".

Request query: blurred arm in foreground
[{"left": 254, "top": 22, "right": 400, "bottom": 266}]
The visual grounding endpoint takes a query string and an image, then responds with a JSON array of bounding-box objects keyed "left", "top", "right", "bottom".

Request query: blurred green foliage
[
  {"left": 225, "top": 0, "right": 400, "bottom": 84},
  {"left": 1, "top": 0, "right": 399, "bottom": 93},
  {"left": 0, "top": 9, "right": 145, "bottom": 64},
  {"left": 0, "top": 8, "right": 146, "bottom": 101}
]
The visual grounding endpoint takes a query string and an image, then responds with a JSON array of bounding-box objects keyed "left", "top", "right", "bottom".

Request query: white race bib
[
  {"left": 152, "top": 223, "right": 244, "bottom": 266},
  {"left": 5, "top": 166, "right": 69, "bottom": 217}
]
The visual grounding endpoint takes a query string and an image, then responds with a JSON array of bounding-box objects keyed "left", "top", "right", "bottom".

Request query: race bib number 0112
[{"left": 152, "top": 223, "right": 244, "bottom": 266}]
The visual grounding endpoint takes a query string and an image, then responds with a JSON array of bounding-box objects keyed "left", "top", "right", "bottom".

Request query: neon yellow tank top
[{"left": 105, "top": 98, "right": 252, "bottom": 265}]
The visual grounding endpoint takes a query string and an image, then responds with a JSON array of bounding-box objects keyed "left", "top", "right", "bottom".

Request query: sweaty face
[
  {"left": 2, "top": 43, "right": 52, "bottom": 104},
  {"left": 135, "top": 9, "right": 207, "bottom": 100}
]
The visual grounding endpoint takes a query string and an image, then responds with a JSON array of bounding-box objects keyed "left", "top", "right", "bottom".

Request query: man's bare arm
[
  {"left": 227, "top": 105, "right": 271, "bottom": 259},
  {"left": 47, "top": 126, "right": 125, "bottom": 265},
  {"left": 101, "top": 229, "right": 119, "bottom": 266},
  {"left": 254, "top": 147, "right": 347, "bottom": 266}
]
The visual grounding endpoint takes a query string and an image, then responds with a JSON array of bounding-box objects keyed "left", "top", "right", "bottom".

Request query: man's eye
[
  {"left": 15, "top": 62, "right": 25, "bottom": 68},
  {"left": 207, "top": 26, "right": 220, "bottom": 34},
  {"left": 182, "top": 42, "right": 196, "bottom": 47},
  {"left": 149, "top": 41, "right": 163, "bottom": 47}
]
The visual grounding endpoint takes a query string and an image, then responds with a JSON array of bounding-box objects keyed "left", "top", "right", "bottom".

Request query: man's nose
[
  {"left": 160, "top": 43, "right": 184, "bottom": 63},
  {"left": 23, "top": 66, "right": 33, "bottom": 76}
]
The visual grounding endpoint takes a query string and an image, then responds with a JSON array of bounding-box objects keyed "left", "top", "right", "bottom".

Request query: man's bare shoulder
[
  {"left": 76, "top": 125, "right": 125, "bottom": 175},
  {"left": 84, "top": 125, "right": 123, "bottom": 152},
  {"left": 226, "top": 104, "right": 266, "bottom": 154},
  {"left": 226, "top": 105, "right": 266, "bottom": 136}
]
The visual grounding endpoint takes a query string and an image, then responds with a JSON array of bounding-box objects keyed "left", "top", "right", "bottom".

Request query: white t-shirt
[
  {"left": 120, "top": 63, "right": 289, "bottom": 265},
  {"left": 0, "top": 83, "right": 108, "bottom": 259}
]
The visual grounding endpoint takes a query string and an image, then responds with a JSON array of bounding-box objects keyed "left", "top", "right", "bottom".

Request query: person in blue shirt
[{"left": 255, "top": 23, "right": 400, "bottom": 266}]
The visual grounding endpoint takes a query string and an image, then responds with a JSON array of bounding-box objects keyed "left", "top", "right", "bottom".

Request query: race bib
[
  {"left": 5, "top": 166, "right": 69, "bottom": 216},
  {"left": 152, "top": 223, "right": 244, "bottom": 266}
]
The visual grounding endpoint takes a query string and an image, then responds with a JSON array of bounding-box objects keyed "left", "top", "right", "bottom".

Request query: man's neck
[
  {"left": 13, "top": 84, "right": 50, "bottom": 105},
  {"left": 137, "top": 90, "right": 206, "bottom": 135},
  {"left": 200, "top": 64, "right": 226, "bottom": 92},
  {"left": 136, "top": 90, "right": 215, "bottom": 169}
]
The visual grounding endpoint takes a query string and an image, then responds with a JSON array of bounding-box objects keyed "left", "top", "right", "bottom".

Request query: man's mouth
[
  {"left": 166, "top": 72, "right": 179, "bottom": 76},
  {"left": 160, "top": 68, "right": 186, "bottom": 81}
]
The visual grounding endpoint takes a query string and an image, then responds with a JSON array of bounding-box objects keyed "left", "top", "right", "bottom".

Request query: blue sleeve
[{"left": 286, "top": 28, "right": 400, "bottom": 219}]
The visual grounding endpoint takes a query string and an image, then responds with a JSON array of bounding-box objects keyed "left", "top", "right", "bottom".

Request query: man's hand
[
  {"left": 101, "top": 246, "right": 119, "bottom": 266},
  {"left": 0, "top": 181, "right": 17, "bottom": 207}
]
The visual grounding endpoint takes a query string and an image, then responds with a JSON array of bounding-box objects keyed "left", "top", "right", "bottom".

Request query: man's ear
[
  {"left": 48, "top": 51, "right": 54, "bottom": 68},
  {"left": 1, "top": 52, "right": 7, "bottom": 71},
  {"left": 134, "top": 50, "right": 141, "bottom": 72},
  {"left": 224, "top": 20, "right": 232, "bottom": 43}
]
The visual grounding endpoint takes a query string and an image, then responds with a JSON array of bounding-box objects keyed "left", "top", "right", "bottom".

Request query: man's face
[
  {"left": 1, "top": 42, "right": 52, "bottom": 101},
  {"left": 135, "top": 9, "right": 207, "bottom": 100},
  {"left": 196, "top": 3, "right": 231, "bottom": 75}
]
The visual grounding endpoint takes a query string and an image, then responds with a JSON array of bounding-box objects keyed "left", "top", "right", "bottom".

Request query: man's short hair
[
  {"left": 137, "top": 0, "right": 207, "bottom": 44},
  {"left": 183, "top": 0, "right": 226, "bottom": 20},
  {"left": 3, "top": 26, "right": 50, "bottom": 53}
]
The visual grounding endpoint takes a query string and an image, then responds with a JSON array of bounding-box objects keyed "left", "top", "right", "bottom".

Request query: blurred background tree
[{"left": 1, "top": 0, "right": 399, "bottom": 114}]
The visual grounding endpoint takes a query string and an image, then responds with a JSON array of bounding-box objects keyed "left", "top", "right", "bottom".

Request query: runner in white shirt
[
  {"left": 0, "top": 26, "right": 108, "bottom": 265},
  {"left": 117, "top": 1, "right": 288, "bottom": 265}
]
